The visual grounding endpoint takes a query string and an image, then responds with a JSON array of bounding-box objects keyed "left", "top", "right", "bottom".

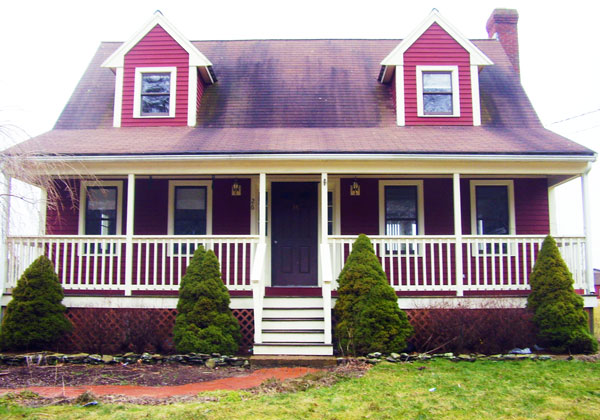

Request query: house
[{"left": 1, "top": 9, "right": 596, "bottom": 356}]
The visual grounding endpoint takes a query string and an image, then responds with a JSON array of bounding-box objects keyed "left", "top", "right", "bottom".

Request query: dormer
[
  {"left": 379, "top": 10, "right": 493, "bottom": 126},
  {"left": 102, "top": 12, "right": 216, "bottom": 127}
]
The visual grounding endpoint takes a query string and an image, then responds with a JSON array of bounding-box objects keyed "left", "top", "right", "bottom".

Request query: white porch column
[
  {"left": 321, "top": 173, "right": 332, "bottom": 344},
  {"left": 39, "top": 187, "right": 47, "bottom": 236},
  {"left": 259, "top": 173, "right": 266, "bottom": 244},
  {"left": 548, "top": 185, "right": 558, "bottom": 235},
  {"left": 0, "top": 173, "right": 11, "bottom": 297},
  {"left": 124, "top": 174, "right": 135, "bottom": 296},
  {"left": 453, "top": 173, "right": 464, "bottom": 297},
  {"left": 581, "top": 170, "right": 595, "bottom": 294}
]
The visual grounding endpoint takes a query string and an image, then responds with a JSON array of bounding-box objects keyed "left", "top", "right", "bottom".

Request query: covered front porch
[{"left": 0, "top": 154, "right": 596, "bottom": 355}]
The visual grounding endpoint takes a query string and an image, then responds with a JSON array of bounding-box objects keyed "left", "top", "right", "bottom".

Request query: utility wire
[{"left": 550, "top": 108, "right": 600, "bottom": 125}]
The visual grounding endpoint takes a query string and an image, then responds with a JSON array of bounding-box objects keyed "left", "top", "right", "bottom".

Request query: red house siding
[
  {"left": 196, "top": 72, "right": 205, "bottom": 118},
  {"left": 423, "top": 178, "right": 454, "bottom": 235},
  {"left": 212, "top": 178, "right": 251, "bottom": 235},
  {"left": 514, "top": 178, "right": 549, "bottom": 234},
  {"left": 340, "top": 178, "right": 379, "bottom": 235},
  {"left": 403, "top": 23, "right": 473, "bottom": 126},
  {"left": 134, "top": 178, "right": 168, "bottom": 235},
  {"left": 121, "top": 24, "right": 189, "bottom": 127}
]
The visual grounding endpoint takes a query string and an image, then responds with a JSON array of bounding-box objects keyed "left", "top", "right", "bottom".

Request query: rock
[
  {"left": 86, "top": 354, "right": 103, "bottom": 364},
  {"left": 538, "top": 355, "right": 552, "bottom": 361},
  {"left": 205, "top": 358, "right": 218, "bottom": 369},
  {"left": 386, "top": 356, "right": 398, "bottom": 363},
  {"left": 457, "top": 354, "right": 475, "bottom": 362},
  {"left": 229, "top": 358, "right": 246, "bottom": 367},
  {"left": 66, "top": 353, "right": 89, "bottom": 364},
  {"left": 503, "top": 354, "right": 517, "bottom": 361},
  {"left": 366, "top": 358, "right": 381, "bottom": 365},
  {"left": 356, "top": 356, "right": 367, "bottom": 362},
  {"left": 390, "top": 353, "right": 401, "bottom": 359},
  {"left": 367, "top": 352, "right": 382, "bottom": 359},
  {"left": 211, "top": 353, "right": 221, "bottom": 358},
  {"left": 102, "top": 355, "right": 115, "bottom": 364},
  {"left": 336, "top": 357, "right": 346, "bottom": 365}
]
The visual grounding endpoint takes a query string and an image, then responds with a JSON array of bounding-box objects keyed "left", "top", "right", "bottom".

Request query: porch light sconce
[
  {"left": 350, "top": 178, "right": 360, "bottom": 196},
  {"left": 231, "top": 179, "right": 242, "bottom": 196}
]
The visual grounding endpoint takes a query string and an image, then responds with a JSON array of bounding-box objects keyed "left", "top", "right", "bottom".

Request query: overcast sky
[{"left": 1, "top": 0, "right": 599, "bottom": 265}]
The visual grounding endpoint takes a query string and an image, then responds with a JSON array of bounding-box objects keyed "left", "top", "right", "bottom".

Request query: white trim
[
  {"left": 381, "top": 9, "right": 493, "bottom": 67},
  {"left": 395, "top": 66, "right": 405, "bottom": 126},
  {"left": 416, "top": 65, "right": 460, "bottom": 118},
  {"left": 167, "top": 180, "right": 213, "bottom": 236},
  {"left": 101, "top": 12, "right": 213, "bottom": 68},
  {"left": 469, "top": 180, "right": 515, "bottom": 236},
  {"left": 548, "top": 185, "right": 558, "bottom": 235},
  {"left": 470, "top": 65, "right": 482, "bottom": 126},
  {"left": 133, "top": 67, "right": 177, "bottom": 119},
  {"left": 78, "top": 180, "right": 124, "bottom": 235},
  {"left": 187, "top": 66, "right": 198, "bottom": 126},
  {"left": 113, "top": 67, "right": 124, "bottom": 127},
  {"left": 378, "top": 180, "right": 425, "bottom": 236},
  {"left": 581, "top": 169, "right": 594, "bottom": 293},
  {"left": 28, "top": 153, "right": 597, "bottom": 164}
]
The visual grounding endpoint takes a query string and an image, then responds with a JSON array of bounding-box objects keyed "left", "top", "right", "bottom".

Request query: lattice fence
[{"left": 59, "top": 308, "right": 254, "bottom": 354}]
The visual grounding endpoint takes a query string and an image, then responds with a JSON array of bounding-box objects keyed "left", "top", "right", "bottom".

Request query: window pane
[
  {"left": 423, "top": 72, "right": 452, "bottom": 93},
  {"left": 476, "top": 186, "right": 509, "bottom": 235},
  {"left": 85, "top": 187, "right": 117, "bottom": 235},
  {"left": 424, "top": 94, "right": 452, "bottom": 114},
  {"left": 142, "top": 74, "right": 170, "bottom": 93},
  {"left": 385, "top": 186, "right": 417, "bottom": 235},
  {"left": 174, "top": 187, "right": 206, "bottom": 235},
  {"left": 141, "top": 95, "right": 170, "bottom": 114}
]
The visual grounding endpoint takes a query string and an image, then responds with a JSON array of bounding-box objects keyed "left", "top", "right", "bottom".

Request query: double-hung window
[
  {"left": 133, "top": 67, "right": 177, "bottom": 118},
  {"left": 416, "top": 66, "right": 460, "bottom": 117},
  {"left": 79, "top": 181, "right": 123, "bottom": 255},
  {"left": 470, "top": 180, "right": 515, "bottom": 254},
  {"left": 379, "top": 181, "right": 424, "bottom": 254},
  {"left": 168, "top": 181, "right": 212, "bottom": 254}
]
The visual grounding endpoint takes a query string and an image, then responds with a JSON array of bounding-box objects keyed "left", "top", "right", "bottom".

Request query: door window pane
[{"left": 385, "top": 186, "right": 418, "bottom": 235}]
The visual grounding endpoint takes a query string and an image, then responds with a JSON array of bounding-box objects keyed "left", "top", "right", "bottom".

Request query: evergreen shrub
[
  {"left": 527, "top": 235, "right": 598, "bottom": 353},
  {"left": 333, "top": 234, "right": 413, "bottom": 355},
  {"left": 173, "top": 246, "right": 241, "bottom": 354},
  {"left": 0, "top": 256, "right": 72, "bottom": 351}
]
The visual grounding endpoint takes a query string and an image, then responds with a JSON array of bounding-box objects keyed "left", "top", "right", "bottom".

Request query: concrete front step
[
  {"left": 262, "top": 308, "right": 324, "bottom": 318},
  {"left": 253, "top": 343, "right": 334, "bottom": 356},
  {"left": 262, "top": 330, "right": 325, "bottom": 342},
  {"left": 262, "top": 318, "right": 325, "bottom": 330},
  {"left": 250, "top": 355, "right": 337, "bottom": 368},
  {"left": 262, "top": 297, "right": 324, "bottom": 308}
]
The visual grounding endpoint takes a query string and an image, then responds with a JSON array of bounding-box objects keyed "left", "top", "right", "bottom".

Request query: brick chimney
[{"left": 486, "top": 9, "right": 520, "bottom": 76}]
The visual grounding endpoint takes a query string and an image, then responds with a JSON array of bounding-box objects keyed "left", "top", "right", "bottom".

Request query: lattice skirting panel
[
  {"left": 59, "top": 308, "right": 254, "bottom": 355},
  {"left": 405, "top": 308, "right": 535, "bottom": 354}
]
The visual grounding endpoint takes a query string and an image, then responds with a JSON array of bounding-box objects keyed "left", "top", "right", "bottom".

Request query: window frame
[
  {"left": 167, "top": 180, "right": 213, "bottom": 236},
  {"left": 378, "top": 180, "right": 425, "bottom": 236},
  {"left": 133, "top": 67, "right": 177, "bottom": 118},
  {"left": 416, "top": 65, "right": 460, "bottom": 118},
  {"left": 469, "top": 180, "right": 515, "bottom": 237},
  {"left": 78, "top": 180, "right": 124, "bottom": 236}
]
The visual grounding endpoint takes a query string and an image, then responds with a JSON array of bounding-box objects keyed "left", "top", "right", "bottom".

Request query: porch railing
[
  {"left": 328, "top": 235, "right": 587, "bottom": 293},
  {"left": 6, "top": 235, "right": 259, "bottom": 293}
]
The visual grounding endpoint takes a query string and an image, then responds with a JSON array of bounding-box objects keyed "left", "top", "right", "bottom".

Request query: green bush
[
  {"left": 527, "top": 235, "right": 597, "bottom": 354},
  {"left": 333, "top": 234, "right": 413, "bottom": 355},
  {"left": 0, "top": 256, "right": 72, "bottom": 351},
  {"left": 173, "top": 246, "right": 241, "bottom": 354}
]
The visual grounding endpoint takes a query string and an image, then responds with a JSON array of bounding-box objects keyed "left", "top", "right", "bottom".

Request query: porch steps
[{"left": 253, "top": 295, "right": 333, "bottom": 356}]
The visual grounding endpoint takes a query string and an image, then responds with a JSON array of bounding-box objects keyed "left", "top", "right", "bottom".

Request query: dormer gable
[
  {"left": 379, "top": 10, "right": 493, "bottom": 127},
  {"left": 102, "top": 12, "right": 216, "bottom": 127}
]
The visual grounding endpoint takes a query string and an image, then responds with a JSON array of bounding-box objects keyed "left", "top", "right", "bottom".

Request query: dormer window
[
  {"left": 416, "top": 66, "right": 460, "bottom": 117},
  {"left": 133, "top": 67, "right": 177, "bottom": 118}
]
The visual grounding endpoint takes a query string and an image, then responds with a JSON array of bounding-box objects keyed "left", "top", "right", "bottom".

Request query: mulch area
[{"left": 0, "top": 361, "right": 371, "bottom": 406}]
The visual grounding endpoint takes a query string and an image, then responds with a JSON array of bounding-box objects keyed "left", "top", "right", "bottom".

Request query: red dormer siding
[
  {"left": 121, "top": 24, "right": 189, "bottom": 127},
  {"left": 404, "top": 23, "right": 473, "bottom": 126}
]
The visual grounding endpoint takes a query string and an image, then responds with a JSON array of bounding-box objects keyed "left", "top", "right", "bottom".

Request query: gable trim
[
  {"left": 381, "top": 10, "right": 493, "bottom": 67},
  {"left": 101, "top": 12, "right": 213, "bottom": 69}
]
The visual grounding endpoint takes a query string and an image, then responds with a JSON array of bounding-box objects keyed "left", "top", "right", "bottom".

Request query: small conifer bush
[
  {"left": 334, "top": 234, "right": 413, "bottom": 355},
  {"left": 173, "top": 246, "right": 241, "bottom": 354},
  {"left": 527, "top": 235, "right": 598, "bottom": 354},
  {"left": 0, "top": 256, "right": 72, "bottom": 351}
]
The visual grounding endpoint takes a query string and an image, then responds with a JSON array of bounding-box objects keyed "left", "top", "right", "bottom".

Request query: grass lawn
[{"left": 1, "top": 359, "right": 599, "bottom": 419}]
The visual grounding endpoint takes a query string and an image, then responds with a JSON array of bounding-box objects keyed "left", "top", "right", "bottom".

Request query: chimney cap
[{"left": 488, "top": 8, "right": 519, "bottom": 25}]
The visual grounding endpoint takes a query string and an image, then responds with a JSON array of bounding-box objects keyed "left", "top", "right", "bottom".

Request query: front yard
[{"left": 1, "top": 359, "right": 599, "bottom": 419}]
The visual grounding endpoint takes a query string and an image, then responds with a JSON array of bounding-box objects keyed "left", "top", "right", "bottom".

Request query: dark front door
[{"left": 271, "top": 182, "right": 318, "bottom": 286}]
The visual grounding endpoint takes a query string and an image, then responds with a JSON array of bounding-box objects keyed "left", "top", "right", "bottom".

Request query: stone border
[
  {"left": 338, "top": 351, "right": 555, "bottom": 364},
  {"left": 0, "top": 352, "right": 248, "bottom": 368}
]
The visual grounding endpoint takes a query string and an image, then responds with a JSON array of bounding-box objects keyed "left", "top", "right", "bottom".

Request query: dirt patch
[{"left": 0, "top": 362, "right": 371, "bottom": 406}]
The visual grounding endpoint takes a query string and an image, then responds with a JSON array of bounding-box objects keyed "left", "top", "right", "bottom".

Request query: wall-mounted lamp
[
  {"left": 231, "top": 179, "right": 242, "bottom": 196},
  {"left": 350, "top": 178, "right": 360, "bottom": 196}
]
